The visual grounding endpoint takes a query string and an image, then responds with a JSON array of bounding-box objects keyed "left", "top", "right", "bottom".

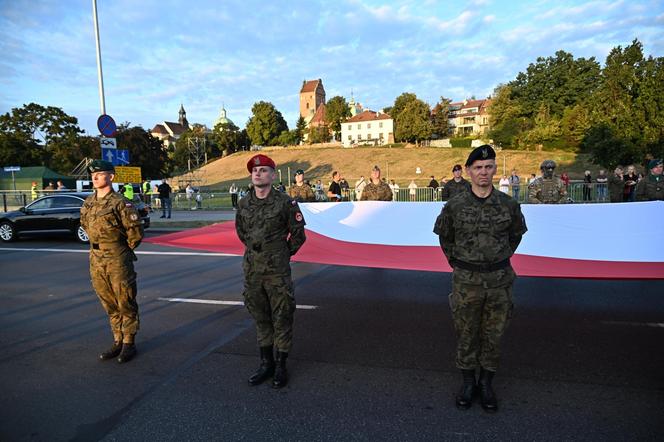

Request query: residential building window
[
  {"left": 367, "top": 123, "right": 371, "bottom": 129},
  {"left": 348, "top": 124, "right": 353, "bottom": 131},
  {"left": 357, "top": 124, "right": 361, "bottom": 129},
  {"left": 358, "top": 134, "right": 362, "bottom": 140},
  {"left": 348, "top": 135, "right": 352, "bottom": 140},
  {"left": 379, "top": 122, "right": 383, "bottom": 128},
  {"left": 367, "top": 133, "right": 372, "bottom": 140}
]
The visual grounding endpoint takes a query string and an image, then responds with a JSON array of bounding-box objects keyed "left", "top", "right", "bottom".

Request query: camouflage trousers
[
  {"left": 449, "top": 268, "right": 514, "bottom": 371},
  {"left": 243, "top": 273, "right": 296, "bottom": 352},
  {"left": 90, "top": 250, "right": 139, "bottom": 344}
]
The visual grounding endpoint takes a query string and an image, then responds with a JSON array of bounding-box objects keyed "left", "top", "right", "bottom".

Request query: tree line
[{"left": 1, "top": 39, "right": 660, "bottom": 176}]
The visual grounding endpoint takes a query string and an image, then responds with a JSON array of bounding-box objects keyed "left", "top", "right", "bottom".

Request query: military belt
[
  {"left": 453, "top": 258, "right": 510, "bottom": 273},
  {"left": 91, "top": 242, "right": 123, "bottom": 250},
  {"left": 251, "top": 240, "right": 287, "bottom": 253}
]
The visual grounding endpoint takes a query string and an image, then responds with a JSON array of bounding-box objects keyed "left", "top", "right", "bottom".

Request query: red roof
[
  {"left": 309, "top": 104, "right": 327, "bottom": 126},
  {"left": 346, "top": 110, "right": 392, "bottom": 122},
  {"left": 300, "top": 79, "right": 322, "bottom": 93},
  {"left": 163, "top": 121, "right": 187, "bottom": 136},
  {"left": 151, "top": 124, "right": 168, "bottom": 134}
]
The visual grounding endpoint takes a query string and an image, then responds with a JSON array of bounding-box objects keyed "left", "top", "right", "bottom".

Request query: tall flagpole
[{"left": 92, "top": 0, "right": 106, "bottom": 115}]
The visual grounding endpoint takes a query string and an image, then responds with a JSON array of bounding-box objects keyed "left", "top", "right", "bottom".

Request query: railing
[{"left": 0, "top": 182, "right": 621, "bottom": 212}]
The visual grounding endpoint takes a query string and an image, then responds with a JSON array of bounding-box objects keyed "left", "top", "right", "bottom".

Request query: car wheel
[
  {"left": 0, "top": 221, "right": 16, "bottom": 242},
  {"left": 75, "top": 224, "right": 89, "bottom": 243}
]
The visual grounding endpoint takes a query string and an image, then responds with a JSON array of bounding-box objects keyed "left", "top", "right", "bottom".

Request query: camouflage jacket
[
  {"left": 608, "top": 174, "right": 625, "bottom": 202},
  {"left": 433, "top": 189, "right": 527, "bottom": 271},
  {"left": 527, "top": 176, "right": 567, "bottom": 203},
  {"left": 236, "top": 188, "right": 306, "bottom": 275},
  {"left": 80, "top": 191, "right": 144, "bottom": 252},
  {"left": 635, "top": 174, "right": 664, "bottom": 201},
  {"left": 288, "top": 183, "right": 316, "bottom": 202},
  {"left": 441, "top": 178, "right": 471, "bottom": 201},
  {"left": 360, "top": 181, "right": 393, "bottom": 201}
]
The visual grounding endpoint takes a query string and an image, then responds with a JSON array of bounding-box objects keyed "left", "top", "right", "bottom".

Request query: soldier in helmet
[
  {"left": 635, "top": 159, "right": 664, "bottom": 201},
  {"left": 288, "top": 169, "right": 316, "bottom": 202},
  {"left": 433, "top": 145, "right": 527, "bottom": 413},
  {"left": 527, "top": 160, "right": 567, "bottom": 203},
  {"left": 236, "top": 154, "right": 307, "bottom": 388},
  {"left": 80, "top": 160, "right": 144, "bottom": 363}
]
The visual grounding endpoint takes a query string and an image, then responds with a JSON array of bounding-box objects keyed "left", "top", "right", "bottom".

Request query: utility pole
[{"left": 92, "top": 0, "right": 106, "bottom": 115}]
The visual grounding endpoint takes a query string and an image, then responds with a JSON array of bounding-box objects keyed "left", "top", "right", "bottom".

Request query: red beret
[{"left": 247, "top": 154, "right": 276, "bottom": 173}]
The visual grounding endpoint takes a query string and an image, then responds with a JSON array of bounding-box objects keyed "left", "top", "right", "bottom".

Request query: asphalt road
[{"left": 1, "top": 233, "right": 663, "bottom": 441}]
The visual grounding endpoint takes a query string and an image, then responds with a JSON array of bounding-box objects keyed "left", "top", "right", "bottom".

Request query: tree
[
  {"left": 295, "top": 116, "right": 306, "bottom": 145},
  {"left": 582, "top": 123, "right": 638, "bottom": 168},
  {"left": 431, "top": 97, "right": 452, "bottom": 138},
  {"left": 246, "top": 101, "right": 288, "bottom": 146},
  {"left": 395, "top": 99, "right": 432, "bottom": 144},
  {"left": 324, "top": 96, "right": 350, "bottom": 141},
  {"left": 488, "top": 85, "right": 527, "bottom": 147},
  {"left": 213, "top": 121, "right": 241, "bottom": 157},
  {"left": 277, "top": 130, "right": 299, "bottom": 146},
  {"left": 116, "top": 125, "right": 171, "bottom": 178}
]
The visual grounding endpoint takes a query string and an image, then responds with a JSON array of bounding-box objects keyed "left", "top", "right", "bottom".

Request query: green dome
[{"left": 214, "top": 106, "right": 234, "bottom": 129}]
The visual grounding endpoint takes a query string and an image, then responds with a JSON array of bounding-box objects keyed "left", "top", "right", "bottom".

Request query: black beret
[
  {"left": 465, "top": 145, "right": 496, "bottom": 167},
  {"left": 88, "top": 160, "right": 115, "bottom": 173}
]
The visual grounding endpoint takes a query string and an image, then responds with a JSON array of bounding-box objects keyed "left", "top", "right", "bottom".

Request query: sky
[{"left": 1, "top": 0, "right": 663, "bottom": 136}]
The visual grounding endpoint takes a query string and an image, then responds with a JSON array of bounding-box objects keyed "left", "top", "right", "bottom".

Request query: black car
[{"left": 0, "top": 192, "right": 150, "bottom": 243}]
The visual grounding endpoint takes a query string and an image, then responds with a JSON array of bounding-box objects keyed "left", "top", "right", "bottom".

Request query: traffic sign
[
  {"left": 102, "top": 148, "right": 130, "bottom": 166},
  {"left": 97, "top": 114, "right": 117, "bottom": 137},
  {"left": 114, "top": 166, "right": 142, "bottom": 184},
  {"left": 99, "top": 137, "right": 117, "bottom": 149},
  {"left": 3, "top": 166, "right": 21, "bottom": 172}
]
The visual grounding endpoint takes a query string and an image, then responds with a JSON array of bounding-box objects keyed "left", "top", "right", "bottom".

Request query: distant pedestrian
[
  {"left": 608, "top": 166, "right": 625, "bottom": 203},
  {"left": 408, "top": 179, "right": 418, "bottom": 201},
  {"left": 583, "top": 171, "right": 592, "bottom": 202},
  {"left": 229, "top": 183, "right": 239, "bottom": 209},
  {"left": 31, "top": 181, "right": 38, "bottom": 200},
  {"left": 499, "top": 175, "right": 510, "bottom": 194},
  {"left": 56, "top": 180, "right": 67, "bottom": 191},
  {"left": 596, "top": 170, "right": 608, "bottom": 202},
  {"left": 360, "top": 165, "right": 393, "bottom": 201},
  {"left": 441, "top": 164, "right": 471, "bottom": 201},
  {"left": 327, "top": 171, "right": 342, "bottom": 202},
  {"left": 508, "top": 170, "right": 520, "bottom": 200},
  {"left": 157, "top": 179, "right": 172, "bottom": 218}
]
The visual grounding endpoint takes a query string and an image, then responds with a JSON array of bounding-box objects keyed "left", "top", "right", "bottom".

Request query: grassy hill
[{"left": 180, "top": 145, "right": 597, "bottom": 191}]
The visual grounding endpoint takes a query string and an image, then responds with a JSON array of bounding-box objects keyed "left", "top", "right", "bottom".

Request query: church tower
[
  {"left": 299, "top": 79, "right": 326, "bottom": 124},
  {"left": 178, "top": 103, "right": 189, "bottom": 127}
]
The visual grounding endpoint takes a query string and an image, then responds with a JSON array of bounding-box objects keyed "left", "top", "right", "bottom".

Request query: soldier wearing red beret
[{"left": 236, "top": 154, "right": 307, "bottom": 388}]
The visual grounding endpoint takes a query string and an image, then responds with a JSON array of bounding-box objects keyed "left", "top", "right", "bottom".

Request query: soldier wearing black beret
[{"left": 433, "top": 144, "right": 527, "bottom": 412}]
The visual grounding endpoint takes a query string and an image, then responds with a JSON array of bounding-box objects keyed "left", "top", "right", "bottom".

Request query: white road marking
[
  {"left": 158, "top": 297, "right": 318, "bottom": 310},
  {"left": 601, "top": 321, "right": 664, "bottom": 328},
  {"left": 0, "top": 247, "right": 237, "bottom": 257}
]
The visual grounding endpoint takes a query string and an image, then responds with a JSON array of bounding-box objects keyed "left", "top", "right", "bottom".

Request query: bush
[{"left": 450, "top": 138, "right": 473, "bottom": 148}]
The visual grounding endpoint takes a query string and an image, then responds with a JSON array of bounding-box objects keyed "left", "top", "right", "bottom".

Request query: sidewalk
[{"left": 149, "top": 209, "right": 236, "bottom": 231}]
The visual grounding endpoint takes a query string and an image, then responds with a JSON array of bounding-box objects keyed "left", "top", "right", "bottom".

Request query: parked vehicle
[{"left": 0, "top": 192, "right": 150, "bottom": 243}]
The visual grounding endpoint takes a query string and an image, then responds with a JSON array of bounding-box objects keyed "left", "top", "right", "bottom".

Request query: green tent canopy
[{"left": 0, "top": 166, "right": 77, "bottom": 191}]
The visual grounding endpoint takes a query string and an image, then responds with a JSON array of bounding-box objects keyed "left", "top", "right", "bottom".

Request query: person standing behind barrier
[
  {"left": 623, "top": 165, "right": 638, "bottom": 202},
  {"left": 635, "top": 159, "right": 664, "bottom": 201},
  {"left": 508, "top": 170, "right": 520, "bottom": 200},
  {"left": 80, "top": 160, "right": 144, "bottom": 364},
  {"left": 157, "top": 179, "right": 172, "bottom": 218},
  {"left": 360, "top": 165, "right": 393, "bottom": 201},
  {"left": 528, "top": 160, "right": 567, "bottom": 203},
  {"left": 355, "top": 176, "right": 367, "bottom": 201},
  {"left": 327, "top": 171, "right": 342, "bottom": 202},
  {"left": 152, "top": 184, "right": 161, "bottom": 209},
  {"left": 236, "top": 154, "right": 306, "bottom": 389},
  {"left": 582, "top": 171, "right": 592, "bottom": 202},
  {"left": 441, "top": 164, "right": 471, "bottom": 201},
  {"left": 428, "top": 176, "right": 439, "bottom": 201},
  {"left": 389, "top": 180, "right": 399, "bottom": 201},
  {"left": 288, "top": 169, "right": 315, "bottom": 202},
  {"left": 596, "top": 170, "right": 608, "bottom": 202},
  {"left": 608, "top": 166, "right": 625, "bottom": 203},
  {"left": 142, "top": 179, "right": 151, "bottom": 204},
  {"left": 229, "top": 183, "right": 239, "bottom": 209},
  {"left": 499, "top": 175, "right": 510, "bottom": 194},
  {"left": 433, "top": 145, "right": 527, "bottom": 413},
  {"left": 31, "top": 181, "right": 38, "bottom": 201},
  {"left": 408, "top": 180, "right": 417, "bottom": 201}
]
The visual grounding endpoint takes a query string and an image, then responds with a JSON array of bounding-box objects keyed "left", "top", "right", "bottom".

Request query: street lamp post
[{"left": 92, "top": 0, "right": 106, "bottom": 115}]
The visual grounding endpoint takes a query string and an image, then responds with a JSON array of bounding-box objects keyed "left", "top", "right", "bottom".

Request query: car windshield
[{"left": 27, "top": 196, "right": 83, "bottom": 210}]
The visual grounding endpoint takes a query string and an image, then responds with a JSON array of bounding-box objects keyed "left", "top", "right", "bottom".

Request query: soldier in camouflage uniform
[
  {"left": 608, "top": 166, "right": 625, "bottom": 203},
  {"left": 360, "top": 165, "right": 393, "bottom": 201},
  {"left": 236, "top": 154, "right": 307, "bottom": 389},
  {"left": 441, "top": 164, "right": 471, "bottom": 201},
  {"left": 288, "top": 169, "right": 316, "bottom": 202},
  {"left": 433, "top": 145, "right": 527, "bottom": 413},
  {"left": 80, "top": 160, "right": 144, "bottom": 364},
  {"left": 527, "top": 160, "right": 567, "bottom": 203},
  {"left": 635, "top": 159, "right": 664, "bottom": 201}
]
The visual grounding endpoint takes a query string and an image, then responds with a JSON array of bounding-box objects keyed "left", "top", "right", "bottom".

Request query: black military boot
[
  {"left": 99, "top": 341, "right": 123, "bottom": 361},
  {"left": 455, "top": 369, "right": 477, "bottom": 409},
  {"left": 248, "top": 346, "right": 275, "bottom": 386},
  {"left": 272, "top": 351, "right": 289, "bottom": 389},
  {"left": 117, "top": 343, "right": 137, "bottom": 364},
  {"left": 478, "top": 368, "right": 498, "bottom": 413}
]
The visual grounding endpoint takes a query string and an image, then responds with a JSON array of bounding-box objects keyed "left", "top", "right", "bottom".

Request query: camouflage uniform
[
  {"left": 288, "top": 183, "right": 316, "bottom": 202},
  {"left": 441, "top": 178, "right": 471, "bottom": 201},
  {"left": 635, "top": 174, "right": 664, "bottom": 201},
  {"left": 359, "top": 181, "right": 393, "bottom": 201},
  {"left": 527, "top": 176, "right": 567, "bottom": 203},
  {"left": 80, "top": 191, "right": 144, "bottom": 344},
  {"left": 236, "top": 188, "right": 306, "bottom": 352},
  {"left": 434, "top": 189, "right": 527, "bottom": 370},
  {"left": 608, "top": 174, "right": 625, "bottom": 203}
]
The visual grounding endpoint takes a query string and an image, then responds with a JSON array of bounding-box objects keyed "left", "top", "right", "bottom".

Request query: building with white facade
[
  {"left": 447, "top": 99, "right": 491, "bottom": 136},
  {"left": 341, "top": 110, "right": 394, "bottom": 147}
]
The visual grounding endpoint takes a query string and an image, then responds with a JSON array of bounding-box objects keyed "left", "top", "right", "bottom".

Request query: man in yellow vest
[
  {"left": 122, "top": 183, "right": 134, "bottom": 201},
  {"left": 142, "top": 179, "right": 151, "bottom": 204},
  {"left": 31, "top": 181, "right": 38, "bottom": 201}
]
